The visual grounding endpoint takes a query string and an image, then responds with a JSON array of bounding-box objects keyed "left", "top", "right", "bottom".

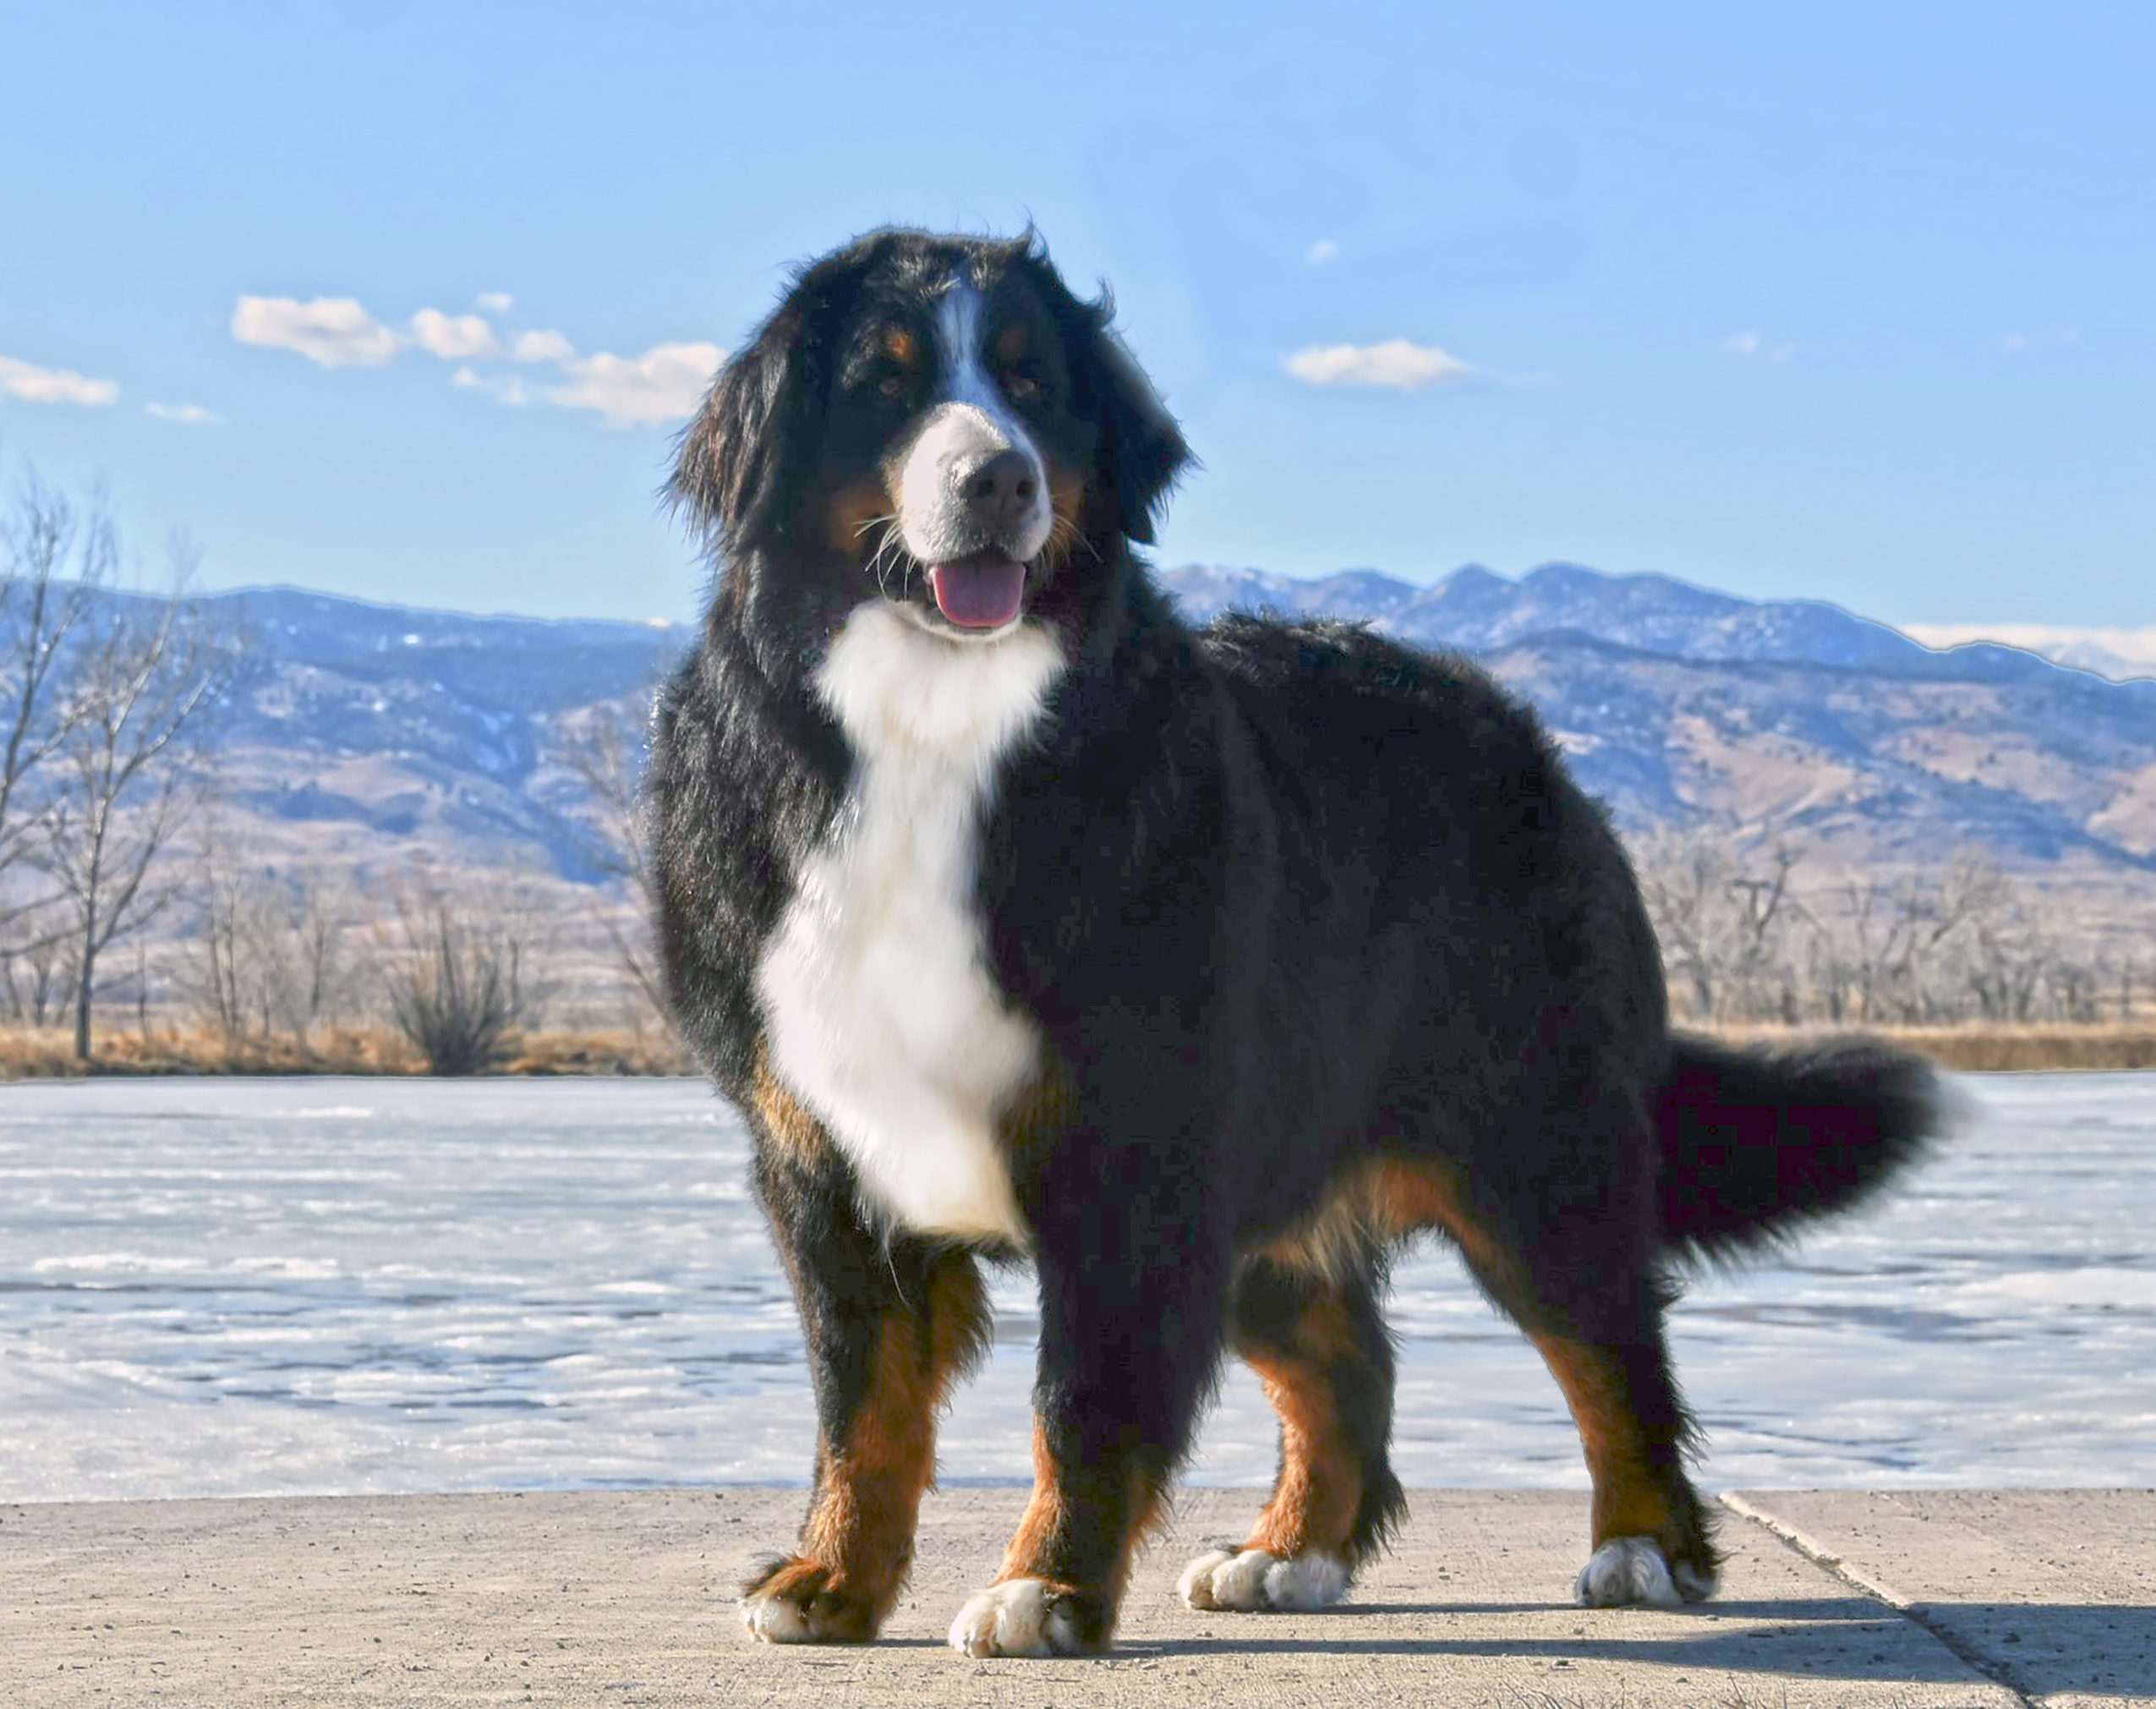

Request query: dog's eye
[
  {"left": 878, "top": 375, "right": 905, "bottom": 399},
  {"left": 1006, "top": 374, "right": 1040, "bottom": 400}
]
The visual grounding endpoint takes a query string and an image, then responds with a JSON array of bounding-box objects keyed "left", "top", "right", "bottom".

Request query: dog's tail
[{"left": 1653, "top": 1033, "right": 1945, "bottom": 1266}]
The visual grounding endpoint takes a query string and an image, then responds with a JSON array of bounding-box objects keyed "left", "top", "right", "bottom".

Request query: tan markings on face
[
  {"left": 826, "top": 474, "right": 900, "bottom": 560},
  {"left": 883, "top": 327, "right": 918, "bottom": 370},
  {"left": 994, "top": 321, "right": 1029, "bottom": 364},
  {"left": 1039, "top": 465, "right": 1088, "bottom": 571}
]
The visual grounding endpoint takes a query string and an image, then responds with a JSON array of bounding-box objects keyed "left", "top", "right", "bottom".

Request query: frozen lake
[{"left": 2, "top": 1071, "right": 2150, "bottom": 1502}]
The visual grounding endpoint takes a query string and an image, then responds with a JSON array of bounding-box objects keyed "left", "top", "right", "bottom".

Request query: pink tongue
[{"left": 928, "top": 554, "right": 1026, "bottom": 628}]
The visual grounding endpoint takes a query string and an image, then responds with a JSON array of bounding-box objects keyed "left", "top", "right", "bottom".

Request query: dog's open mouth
[{"left": 928, "top": 551, "right": 1027, "bottom": 629}]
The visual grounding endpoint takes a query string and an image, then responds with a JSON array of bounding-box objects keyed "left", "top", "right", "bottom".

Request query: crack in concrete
[{"left": 1718, "top": 1491, "right": 2040, "bottom": 1709}]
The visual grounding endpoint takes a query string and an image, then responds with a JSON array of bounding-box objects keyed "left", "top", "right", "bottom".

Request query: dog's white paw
[
  {"left": 1574, "top": 1536, "right": 1715, "bottom": 1607},
  {"left": 948, "top": 1579, "right": 1082, "bottom": 1658},
  {"left": 741, "top": 1586, "right": 834, "bottom": 1643},
  {"left": 1179, "top": 1546, "right": 1349, "bottom": 1612}
]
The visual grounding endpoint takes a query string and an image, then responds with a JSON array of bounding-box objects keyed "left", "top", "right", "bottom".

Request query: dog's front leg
[
  {"left": 948, "top": 1155, "right": 1224, "bottom": 1657},
  {"left": 739, "top": 1077, "right": 992, "bottom": 1643}
]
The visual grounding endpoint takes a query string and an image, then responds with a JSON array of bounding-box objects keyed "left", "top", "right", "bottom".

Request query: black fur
[
  {"left": 1655, "top": 1034, "right": 1943, "bottom": 1263},
  {"left": 648, "top": 227, "right": 1945, "bottom": 1650}
]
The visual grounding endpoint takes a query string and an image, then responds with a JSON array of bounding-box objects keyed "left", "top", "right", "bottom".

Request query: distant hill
[
  {"left": 195, "top": 586, "right": 685, "bottom": 885},
  {"left": 1163, "top": 561, "right": 2124, "bottom": 687},
  {"left": 169, "top": 566, "right": 2156, "bottom": 908},
  {"left": 1164, "top": 564, "right": 2156, "bottom": 894}
]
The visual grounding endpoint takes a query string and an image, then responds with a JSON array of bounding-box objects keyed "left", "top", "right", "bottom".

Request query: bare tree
[
  {"left": 275, "top": 869, "right": 359, "bottom": 1043},
  {"left": 2099, "top": 950, "right": 2141, "bottom": 1024},
  {"left": 1, "top": 466, "right": 106, "bottom": 940},
  {"left": 1630, "top": 825, "right": 1732, "bottom": 1020},
  {"left": 178, "top": 830, "right": 276, "bottom": 1044},
  {"left": 375, "top": 873, "right": 555, "bottom": 1074},
  {"left": 1721, "top": 840, "right": 1807, "bottom": 1021},
  {"left": 555, "top": 697, "right": 671, "bottom": 1027},
  {"left": 0, "top": 930, "right": 74, "bottom": 1027},
  {"left": 1857, "top": 852, "right": 2009, "bottom": 1022},
  {"left": 34, "top": 545, "right": 240, "bottom": 1060},
  {"left": 176, "top": 810, "right": 366, "bottom": 1050},
  {"left": 1630, "top": 827, "right": 1812, "bottom": 1022},
  {"left": 1625, "top": 824, "right": 2140, "bottom": 1030}
]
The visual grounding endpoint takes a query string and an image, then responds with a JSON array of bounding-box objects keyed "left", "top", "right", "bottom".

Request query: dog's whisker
[
  {"left": 866, "top": 518, "right": 917, "bottom": 600},
  {"left": 1041, "top": 513, "right": 1100, "bottom": 572}
]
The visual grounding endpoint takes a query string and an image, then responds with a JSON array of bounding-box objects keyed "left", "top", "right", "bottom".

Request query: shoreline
[
  {"left": 7, "top": 1021, "right": 2156, "bottom": 1080},
  {"left": 0, "top": 1024, "right": 696, "bottom": 1081}
]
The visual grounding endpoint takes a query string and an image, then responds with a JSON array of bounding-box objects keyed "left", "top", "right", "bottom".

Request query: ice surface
[{"left": 1, "top": 1071, "right": 2150, "bottom": 1501}]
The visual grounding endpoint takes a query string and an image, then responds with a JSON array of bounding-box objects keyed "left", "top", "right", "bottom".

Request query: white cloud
[
  {"left": 453, "top": 366, "right": 530, "bottom": 407},
  {"left": 1724, "top": 331, "right": 1794, "bottom": 362},
  {"left": 2002, "top": 327, "right": 2078, "bottom": 354},
  {"left": 1902, "top": 621, "right": 2156, "bottom": 680},
  {"left": 233, "top": 295, "right": 404, "bottom": 367},
  {"left": 1285, "top": 338, "right": 1475, "bottom": 390},
  {"left": 0, "top": 353, "right": 120, "bottom": 406},
  {"left": 145, "top": 402, "right": 222, "bottom": 425},
  {"left": 410, "top": 308, "right": 499, "bottom": 360},
  {"left": 511, "top": 328, "right": 577, "bottom": 364},
  {"left": 229, "top": 284, "right": 721, "bottom": 428},
  {"left": 1305, "top": 238, "right": 1341, "bottom": 266},
  {"left": 547, "top": 341, "right": 723, "bottom": 425}
]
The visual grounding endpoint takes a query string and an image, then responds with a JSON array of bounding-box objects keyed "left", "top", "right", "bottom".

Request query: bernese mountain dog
[{"left": 648, "top": 227, "right": 1941, "bottom": 1658}]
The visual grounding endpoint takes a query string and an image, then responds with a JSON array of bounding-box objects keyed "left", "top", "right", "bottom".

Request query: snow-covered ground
[{"left": 2, "top": 1072, "right": 2148, "bottom": 1502}]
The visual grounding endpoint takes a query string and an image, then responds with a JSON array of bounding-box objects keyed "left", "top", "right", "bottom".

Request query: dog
[{"left": 648, "top": 227, "right": 1942, "bottom": 1657}]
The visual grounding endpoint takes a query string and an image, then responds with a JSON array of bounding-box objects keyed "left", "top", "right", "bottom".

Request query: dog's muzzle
[{"left": 895, "top": 403, "right": 1054, "bottom": 627}]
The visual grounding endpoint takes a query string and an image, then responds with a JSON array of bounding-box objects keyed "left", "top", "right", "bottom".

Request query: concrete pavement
[{"left": 3, "top": 1487, "right": 2149, "bottom": 1706}]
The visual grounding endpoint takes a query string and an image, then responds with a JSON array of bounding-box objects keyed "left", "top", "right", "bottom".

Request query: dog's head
[{"left": 673, "top": 229, "right": 1189, "bottom": 653}]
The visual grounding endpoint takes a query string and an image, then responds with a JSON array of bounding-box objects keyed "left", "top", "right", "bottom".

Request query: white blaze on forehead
[
  {"left": 893, "top": 276, "right": 1052, "bottom": 567},
  {"left": 935, "top": 277, "right": 1003, "bottom": 412}
]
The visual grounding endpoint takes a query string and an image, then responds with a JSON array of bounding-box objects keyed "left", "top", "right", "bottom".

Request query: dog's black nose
[{"left": 960, "top": 449, "right": 1038, "bottom": 523}]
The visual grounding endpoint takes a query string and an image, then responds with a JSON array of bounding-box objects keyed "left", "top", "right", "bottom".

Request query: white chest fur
[{"left": 755, "top": 601, "right": 1064, "bottom": 1243}]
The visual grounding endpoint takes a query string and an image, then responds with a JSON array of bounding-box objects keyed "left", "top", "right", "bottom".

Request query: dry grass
[
  {"left": 1703, "top": 1021, "right": 2156, "bottom": 1071},
  {"left": 7, "top": 1021, "right": 2153, "bottom": 1082},
  {"left": 500, "top": 1028, "right": 694, "bottom": 1076},
  {"left": 0, "top": 1024, "right": 693, "bottom": 1081}
]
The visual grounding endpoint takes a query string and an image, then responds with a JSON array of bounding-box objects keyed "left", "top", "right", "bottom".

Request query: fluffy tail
[{"left": 1654, "top": 1033, "right": 1945, "bottom": 1265}]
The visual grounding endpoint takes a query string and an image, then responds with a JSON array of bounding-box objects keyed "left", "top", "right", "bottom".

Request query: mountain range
[{"left": 174, "top": 563, "right": 2156, "bottom": 917}]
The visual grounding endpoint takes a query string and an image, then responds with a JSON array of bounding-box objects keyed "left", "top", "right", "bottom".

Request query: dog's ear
[
  {"left": 669, "top": 320, "right": 801, "bottom": 548},
  {"left": 1084, "top": 315, "right": 1192, "bottom": 547},
  {"left": 674, "top": 239, "right": 896, "bottom": 549}
]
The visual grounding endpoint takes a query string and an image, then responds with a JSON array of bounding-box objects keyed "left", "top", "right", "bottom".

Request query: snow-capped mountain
[{"left": 94, "top": 566, "right": 2156, "bottom": 902}]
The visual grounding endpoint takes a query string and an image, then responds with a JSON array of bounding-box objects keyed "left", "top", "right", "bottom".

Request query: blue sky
[{"left": 2, "top": 0, "right": 2149, "bottom": 631}]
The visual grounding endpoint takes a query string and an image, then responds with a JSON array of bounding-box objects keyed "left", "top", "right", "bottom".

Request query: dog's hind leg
[
  {"left": 1179, "top": 1253, "right": 1406, "bottom": 1613},
  {"left": 738, "top": 1071, "right": 992, "bottom": 1644},
  {"left": 1528, "top": 1307, "right": 1721, "bottom": 1607},
  {"left": 1445, "top": 1145, "right": 1721, "bottom": 1607}
]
